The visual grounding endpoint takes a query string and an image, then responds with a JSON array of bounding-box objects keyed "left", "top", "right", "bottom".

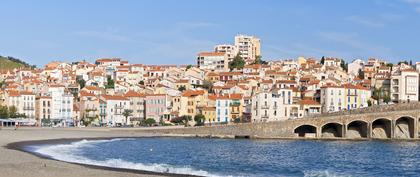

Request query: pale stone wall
[{"left": 146, "top": 103, "right": 420, "bottom": 140}]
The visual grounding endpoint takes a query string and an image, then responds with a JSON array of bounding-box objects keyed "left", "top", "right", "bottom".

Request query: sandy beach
[{"left": 0, "top": 127, "right": 186, "bottom": 177}]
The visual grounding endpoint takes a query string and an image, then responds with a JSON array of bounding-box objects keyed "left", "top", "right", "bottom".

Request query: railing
[
  {"left": 261, "top": 105, "right": 269, "bottom": 109},
  {"left": 305, "top": 102, "right": 420, "bottom": 118},
  {"left": 115, "top": 105, "right": 124, "bottom": 109},
  {"left": 23, "top": 107, "right": 35, "bottom": 110},
  {"left": 230, "top": 102, "right": 241, "bottom": 106}
]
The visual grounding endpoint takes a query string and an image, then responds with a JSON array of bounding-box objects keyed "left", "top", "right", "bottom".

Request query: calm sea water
[{"left": 29, "top": 138, "right": 420, "bottom": 177}]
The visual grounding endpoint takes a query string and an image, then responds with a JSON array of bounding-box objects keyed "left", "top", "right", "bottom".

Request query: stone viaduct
[{"left": 149, "top": 103, "right": 420, "bottom": 140}]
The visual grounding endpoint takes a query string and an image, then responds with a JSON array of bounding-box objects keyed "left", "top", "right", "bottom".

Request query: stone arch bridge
[
  {"left": 290, "top": 109, "right": 420, "bottom": 139},
  {"left": 151, "top": 103, "right": 420, "bottom": 140}
]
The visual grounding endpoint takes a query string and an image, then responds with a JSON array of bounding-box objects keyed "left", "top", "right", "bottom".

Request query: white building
[
  {"left": 197, "top": 52, "right": 229, "bottom": 71},
  {"left": 214, "top": 44, "right": 237, "bottom": 61},
  {"left": 48, "top": 85, "right": 74, "bottom": 126},
  {"left": 99, "top": 95, "right": 130, "bottom": 126},
  {"left": 321, "top": 84, "right": 371, "bottom": 113},
  {"left": 5, "top": 90, "right": 36, "bottom": 119},
  {"left": 348, "top": 59, "right": 365, "bottom": 77},
  {"left": 215, "top": 95, "right": 231, "bottom": 124},
  {"left": 251, "top": 87, "right": 294, "bottom": 122},
  {"left": 391, "top": 69, "right": 419, "bottom": 103}
]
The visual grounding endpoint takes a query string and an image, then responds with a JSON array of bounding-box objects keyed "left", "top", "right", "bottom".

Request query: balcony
[
  {"left": 392, "top": 86, "right": 399, "bottom": 93},
  {"left": 23, "top": 107, "right": 35, "bottom": 110},
  {"left": 100, "top": 112, "right": 107, "bottom": 116},
  {"left": 261, "top": 105, "right": 270, "bottom": 109},
  {"left": 230, "top": 102, "right": 241, "bottom": 106},
  {"left": 115, "top": 105, "right": 124, "bottom": 109},
  {"left": 262, "top": 115, "right": 269, "bottom": 118}
]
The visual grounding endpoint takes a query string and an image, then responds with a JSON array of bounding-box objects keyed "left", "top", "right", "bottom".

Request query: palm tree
[{"left": 122, "top": 109, "right": 133, "bottom": 126}]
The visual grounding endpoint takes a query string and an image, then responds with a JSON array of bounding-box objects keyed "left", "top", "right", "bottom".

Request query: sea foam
[{"left": 33, "top": 138, "right": 220, "bottom": 177}]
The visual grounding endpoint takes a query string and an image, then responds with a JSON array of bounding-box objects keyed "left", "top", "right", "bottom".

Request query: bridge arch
[
  {"left": 395, "top": 116, "right": 415, "bottom": 139},
  {"left": 294, "top": 124, "right": 317, "bottom": 138},
  {"left": 371, "top": 118, "right": 392, "bottom": 139},
  {"left": 346, "top": 120, "right": 368, "bottom": 138},
  {"left": 321, "top": 122, "right": 343, "bottom": 138}
]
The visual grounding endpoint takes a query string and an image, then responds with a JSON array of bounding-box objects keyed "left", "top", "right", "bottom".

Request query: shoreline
[
  {"left": 6, "top": 137, "right": 199, "bottom": 177},
  {"left": 0, "top": 127, "right": 177, "bottom": 177},
  {"left": 1, "top": 127, "right": 419, "bottom": 177}
]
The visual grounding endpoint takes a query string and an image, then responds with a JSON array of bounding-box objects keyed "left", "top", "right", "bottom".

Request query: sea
[{"left": 25, "top": 137, "right": 420, "bottom": 177}]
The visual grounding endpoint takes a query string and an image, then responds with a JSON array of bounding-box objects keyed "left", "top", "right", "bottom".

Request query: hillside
[{"left": 0, "top": 55, "right": 34, "bottom": 70}]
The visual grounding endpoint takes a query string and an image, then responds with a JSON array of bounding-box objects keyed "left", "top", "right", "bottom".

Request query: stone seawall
[
  {"left": 142, "top": 108, "right": 420, "bottom": 140},
  {"left": 143, "top": 121, "right": 299, "bottom": 139}
]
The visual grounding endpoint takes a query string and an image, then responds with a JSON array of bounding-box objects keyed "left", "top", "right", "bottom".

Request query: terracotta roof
[
  {"left": 84, "top": 86, "right": 100, "bottom": 91},
  {"left": 101, "top": 95, "right": 128, "bottom": 101},
  {"left": 182, "top": 90, "right": 205, "bottom": 97},
  {"left": 20, "top": 91, "right": 35, "bottom": 95},
  {"left": 80, "top": 91, "right": 95, "bottom": 97},
  {"left": 299, "top": 99, "right": 321, "bottom": 105},
  {"left": 124, "top": 90, "right": 145, "bottom": 97}
]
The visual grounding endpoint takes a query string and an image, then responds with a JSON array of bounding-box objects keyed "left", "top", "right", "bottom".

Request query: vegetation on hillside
[
  {"left": 229, "top": 53, "right": 245, "bottom": 71},
  {"left": 0, "top": 55, "right": 35, "bottom": 70}
]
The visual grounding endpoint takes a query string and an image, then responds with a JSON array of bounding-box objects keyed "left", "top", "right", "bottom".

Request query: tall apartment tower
[{"left": 234, "top": 34, "right": 261, "bottom": 63}]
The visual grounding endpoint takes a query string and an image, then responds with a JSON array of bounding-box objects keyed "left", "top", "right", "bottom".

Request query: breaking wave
[{"left": 32, "top": 138, "right": 218, "bottom": 177}]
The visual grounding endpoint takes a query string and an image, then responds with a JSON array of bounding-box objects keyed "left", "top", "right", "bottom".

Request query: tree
[
  {"left": 398, "top": 61, "right": 408, "bottom": 65},
  {"left": 386, "top": 63, "right": 393, "bottom": 68},
  {"left": 178, "top": 85, "right": 186, "bottom": 92},
  {"left": 122, "top": 109, "right": 133, "bottom": 126},
  {"left": 358, "top": 69, "right": 365, "bottom": 79},
  {"left": 229, "top": 53, "right": 245, "bottom": 71},
  {"left": 76, "top": 77, "right": 86, "bottom": 89},
  {"left": 320, "top": 56, "right": 325, "bottom": 64},
  {"left": 82, "top": 116, "right": 92, "bottom": 126},
  {"left": 383, "top": 95, "right": 391, "bottom": 104},
  {"left": 186, "top": 65, "right": 192, "bottom": 70},
  {"left": 252, "top": 55, "right": 268, "bottom": 65},
  {"left": 194, "top": 114, "right": 205, "bottom": 126},
  {"left": 144, "top": 118, "right": 156, "bottom": 126},
  {"left": 340, "top": 59, "right": 348, "bottom": 72},
  {"left": 105, "top": 76, "right": 115, "bottom": 89},
  {"left": 0, "top": 106, "right": 8, "bottom": 118},
  {"left": 201, "top": 80, "right": 214, "bottom": 93},
  {"left": 367, "top": 100, "right": 372, "bottom": 107},
  {"left": 0, "top": 81, "right": 5, "bottom": 88},
  {"left": 139, "top": 80, "right": 144, "bottom": 85},
  {"left": 170, "top": 115, "right": 192, "bottom": 127},
  {"left": 8, "top": 106, "right": 18, "bottom": 118}
]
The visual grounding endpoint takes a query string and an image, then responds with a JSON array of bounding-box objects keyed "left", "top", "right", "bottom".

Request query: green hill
[{"left": 0, "top": 55, "right": 35, "bottom": 70}]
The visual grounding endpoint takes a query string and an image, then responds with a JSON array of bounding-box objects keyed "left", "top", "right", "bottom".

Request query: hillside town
[{"left": 0, "top": 34, "right": 419, "bottom": 127}]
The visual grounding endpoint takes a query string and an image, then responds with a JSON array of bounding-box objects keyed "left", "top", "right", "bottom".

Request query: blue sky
[{"left": 0, "top": 0, "right": 419, "bottom": 66}]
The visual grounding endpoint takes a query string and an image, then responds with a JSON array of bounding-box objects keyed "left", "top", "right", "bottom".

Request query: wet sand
[{"left": 0, "top": 127, "right": 189, "bottom": 177}]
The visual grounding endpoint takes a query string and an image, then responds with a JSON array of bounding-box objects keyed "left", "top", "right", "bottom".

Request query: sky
[{"left": 0, "top": 0, "right": 420, "bottom": 67}]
